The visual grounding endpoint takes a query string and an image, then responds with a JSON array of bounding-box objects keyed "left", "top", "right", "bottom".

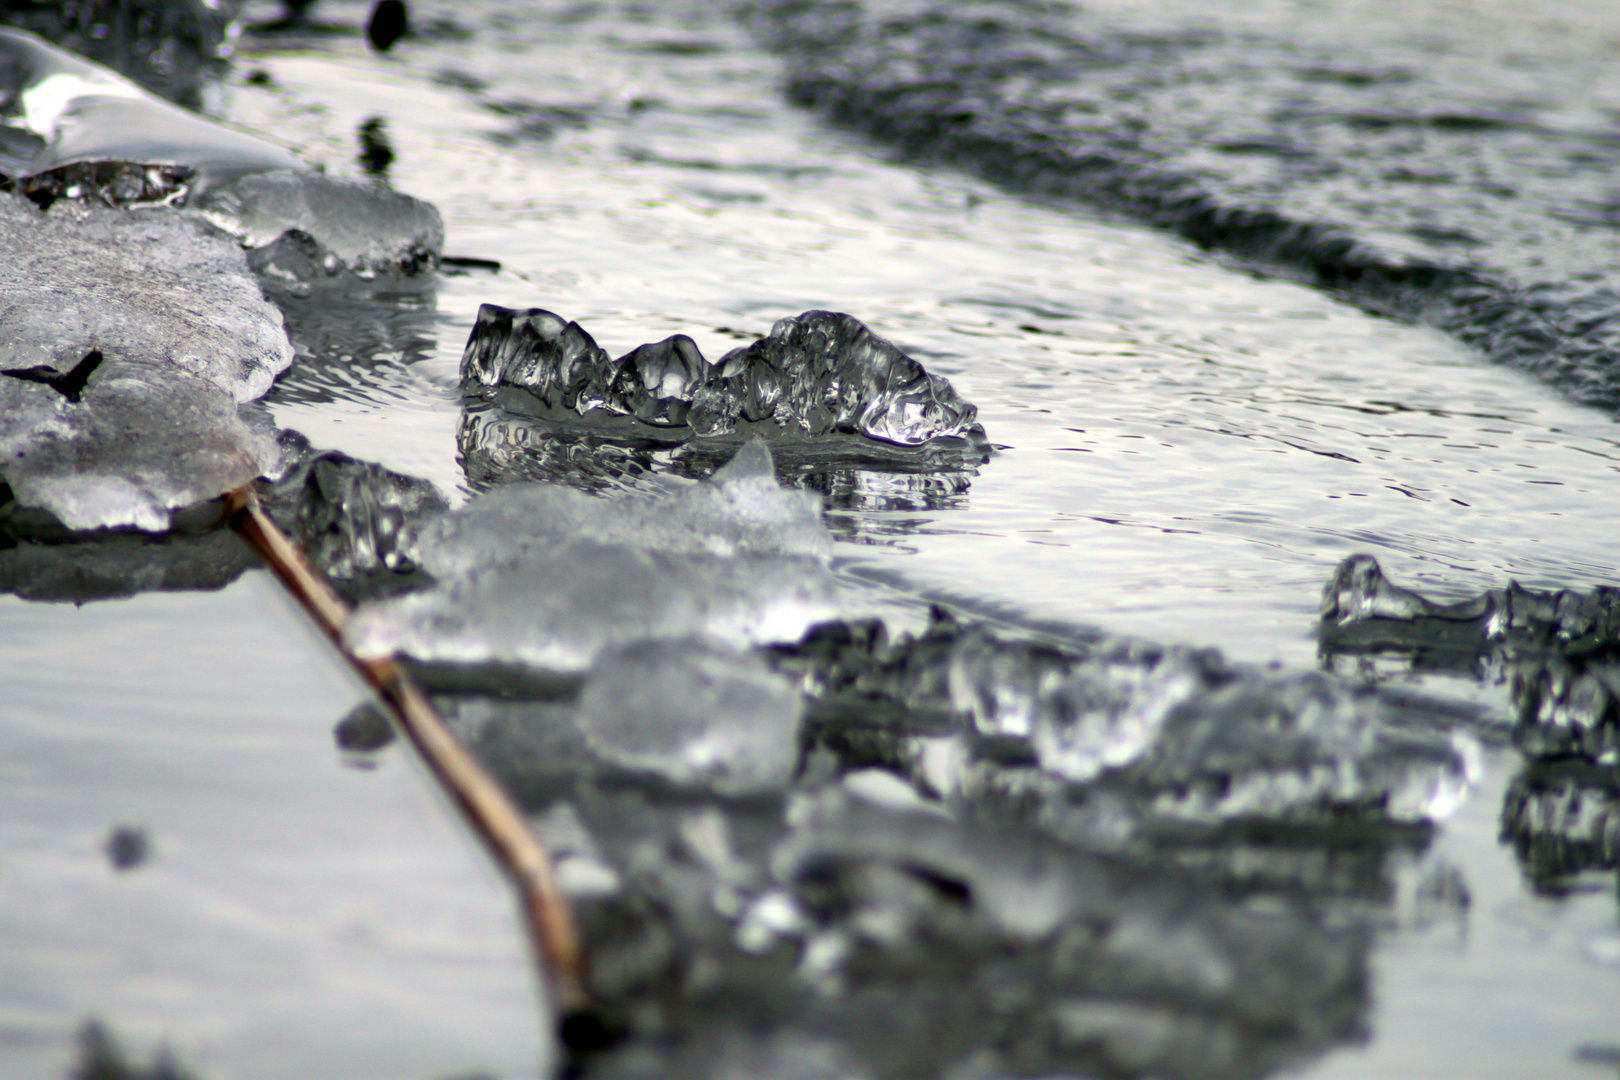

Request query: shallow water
[
  {"left": 3, "top": 0, "right": 1619, "bottom": 1075},
  {"left": 0, "top": 572, "right": 548, "bottom": 1078}
]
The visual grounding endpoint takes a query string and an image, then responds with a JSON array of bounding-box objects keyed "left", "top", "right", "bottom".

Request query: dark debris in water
[
  {"left": 105, "top": 826, "right": 150, "bottom": 872},
  {"left": 72, "top": 1020, "right": 196, "bottom": 1080}
]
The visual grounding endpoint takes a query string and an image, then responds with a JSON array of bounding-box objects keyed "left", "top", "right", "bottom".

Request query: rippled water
[{"left": 5, "top": 0, "right": 1620, "bottom": 1075}]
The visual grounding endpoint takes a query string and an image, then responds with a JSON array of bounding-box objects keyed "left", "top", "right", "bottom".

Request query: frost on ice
[
  {"left": 0, "top": 192, "right": 292, "bottom": 531},
  {"left": 345, "top": 440, "right": 841, "bottom": 673},
  {"left": 460, "top": 304, "right": 986, "bottom": 450}
]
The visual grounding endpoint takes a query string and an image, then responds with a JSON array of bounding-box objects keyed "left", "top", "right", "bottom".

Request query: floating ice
[
  {"left": 345, "top": 440, "right": 840, "bottom": 673},
  {"left": 200, "top": 170, "right": 445, "bottom": 279},
  {"left": 577, "top": 638, "right": 803, "bottom": 795},
  {"left": 772, "top": 610, "right": 1479, "bottom": 828},
  {"left": 262, "top": 432, "right": 448, "bottom": 599},
  {"left": 461, "top": 304, "right": 985, "bottom": 449},
  {"left": 1318, "top": 554, "right": 1620, "bottom": 762},
  {"left": 0, "top": 29, "right": 299, "bottom": 203},
  {"left": 0, "top": 192, "right": 291, "bottom": 531}
]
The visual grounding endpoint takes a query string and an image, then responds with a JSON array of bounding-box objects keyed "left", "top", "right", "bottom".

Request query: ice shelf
[{"left": 0, "top": 191, "right": 291, "bottom": 531}]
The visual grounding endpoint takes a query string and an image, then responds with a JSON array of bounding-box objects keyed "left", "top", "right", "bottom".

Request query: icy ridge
[
  {"left": 461, "top": 304, "right": 984, "bottom": 448},
  {"left": 1319, "top": 554, "right": 1620, "bottom": 763}
]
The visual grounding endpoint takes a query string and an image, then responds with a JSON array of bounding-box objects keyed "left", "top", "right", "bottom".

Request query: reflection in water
[
  {"left": 457, "top": 403, "right": 982, "bottom": 544},
  {"left": 1318, "top": 553, "right": 1620, "bottom": 900},
  {"left": 260, "top": 272, "right": 444, "bottom": 408}
]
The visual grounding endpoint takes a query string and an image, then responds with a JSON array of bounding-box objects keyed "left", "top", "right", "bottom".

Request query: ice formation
[
  {"left": 200, "top": 170, "right": 445, "bottom": 279},
  {"left": 1319, "top": 554, "right": 1620, "bottom": 762},
  {"left": 255, "top": 432, "right": 448, "bottom": 598},
  {"left": 0, "top": 192, "right": 291, "bottom": 531},
  {"left": 460, "top": 305, "right": 985, "bottom": 449},
  {"left": 1, "top": 32, "right": 442, "bottom": 278},
  {"left": 771, "top": 610, "right": 1479, "bottom": 831},
  {"left": 345, "top": 440, "right": 840, "bottom": 673},
  {"left": 577, "top": 638, "right": 803, "bottom": 795},
  {"left": 0, "top": 28, "right": 299, "bottom": 204}
]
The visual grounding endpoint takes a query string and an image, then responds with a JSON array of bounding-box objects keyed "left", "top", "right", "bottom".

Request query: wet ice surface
[
  {"left": 4, "top": 0, "right": 1618, "bottom": 1076},
  {"left": 345, "top": 440, "right": 843, "bottom": 674},
  {"left": 201, "top": 168, "right": 445, "bottom": 277},
  {"left": 0, "top": 191, "right": 289, "bottom": 531},
  {"left": 0, "top": 28, "right": 300, "bottom": 201},
  {"left": 464, "top": 304, "right": 984, "bottom": 448},
  {"left": 0, "top": 573, "right": 550, "bottom": 1080}
]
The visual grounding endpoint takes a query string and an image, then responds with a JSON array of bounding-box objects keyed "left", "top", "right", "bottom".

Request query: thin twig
[{"left": 224, "top": 484, "right": 591, "bottom": 1016}]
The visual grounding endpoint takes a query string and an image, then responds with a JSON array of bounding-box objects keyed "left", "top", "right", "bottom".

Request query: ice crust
[
  {"left": 0, "top": 192, "right": 291, "bottom": 531},
  {"left": 345, "top": 440, "right": 840, "bottom": 672},
  {"left": 460, "top": 304, "right": 985, "bottom": 449},
  {"left": 200, "top": 170, "right": 446, "bottom": 279},
  {"left": 0, "top": 29, "right": 299, "bottom": 201}
]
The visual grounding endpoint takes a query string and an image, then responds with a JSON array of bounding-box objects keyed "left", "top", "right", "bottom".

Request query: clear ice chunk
[
  {"left": 0, "top": 28, "right": 300, "bottom": 201},
  {"left": 345, "top": 440, "right": 841, "bottom": 673},
  {"left": 200, "top": 169, "right": 445, "bottom": 278},
  {"left": 262, "top": 431, "right": 449, "bottom": 599},
  {"left": 0, "top": 192, "right": 291, "bottom": 531},
  {"left": 577, "top": 638, "right": 803, "bottom": 795},
  {"left": 460, "top": 304, "right": 985, "bottom": 449}
]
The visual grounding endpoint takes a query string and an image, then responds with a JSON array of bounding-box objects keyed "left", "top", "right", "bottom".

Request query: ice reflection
[
  {"left": 1318, "top": 554, "right": 1620, "bottom": 902},
  {"left": 458, "top": 403, "right": 980, "bottom": 542}
]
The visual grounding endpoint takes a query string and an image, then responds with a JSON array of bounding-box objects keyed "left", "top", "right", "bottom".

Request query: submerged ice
[
  {"left": 0, "top": 192, "right": 291, "bottom": 531},
  {"left": 461, "top": 304, "right": 985, "bottom": 450},
  {"left": 345, "top": 440, "right": 841, "bottom": 673}
]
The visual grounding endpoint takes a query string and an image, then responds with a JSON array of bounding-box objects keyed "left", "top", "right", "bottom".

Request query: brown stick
[{"left": 224, "top": 484, "right": 590, "bottom": 1015}]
